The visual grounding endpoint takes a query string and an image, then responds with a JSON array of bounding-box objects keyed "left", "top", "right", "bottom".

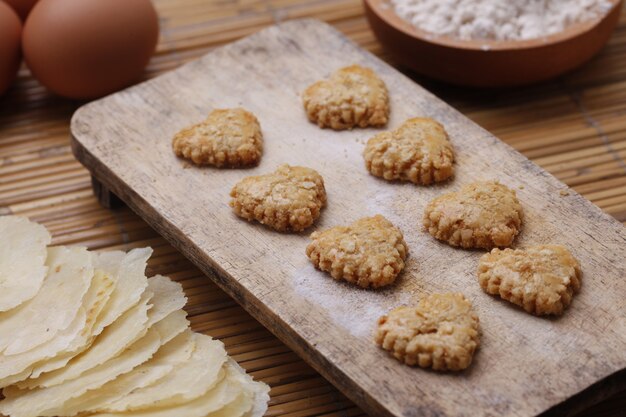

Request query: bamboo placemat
[{"left": 1, "top": 1, "right": 624, "bottom": 416}]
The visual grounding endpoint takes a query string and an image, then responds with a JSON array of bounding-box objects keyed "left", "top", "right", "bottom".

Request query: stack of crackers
[{"left": 0, "top": 216, "right": 269, "bottom": 417}]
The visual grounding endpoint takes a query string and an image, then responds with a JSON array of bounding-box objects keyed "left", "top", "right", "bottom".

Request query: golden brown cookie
[
  {"left": 478, "top": 245, "right": 582, "bottom": 316},
  {"left": 172, "top": 108, "right": 262, "bottom": 167},
  {"left": 302, "top": 65, "right": 389, "bottom": 130},
  {"left": 375, "top": 293, "right": 480, "bottom": 371},
  {"left": 229, "top": 164, "right": 326, "bottom": 232},
  {"left": 364, "top": 117, "right": 454, "bottom": 185},
  {"left": 423, "top": 181, "right": 523, "bottom": 249},
  {"left": 306, "top": 215, "right": 407, "bottom": 288}
]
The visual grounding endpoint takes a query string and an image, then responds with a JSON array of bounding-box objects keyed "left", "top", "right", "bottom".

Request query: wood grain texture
[{"left": 70, "top": 19, "right": 626, "bottom": 417}]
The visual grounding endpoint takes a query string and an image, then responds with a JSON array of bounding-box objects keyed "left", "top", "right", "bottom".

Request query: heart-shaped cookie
[
  {"left": 423, "top": 181, "right": 523, "bottom": 249},
  {"left": 364, "top": 117, "right": 454, "bottom": 185},
  {"left": 375, "top": 293, "right": 480, "bottom": 371},
  {"left": 302, "top": 65, "right": 389, "bottom": 130},
  {"left": 478, "top": 245, "right": 582, "bottom": 315},
  {"left": 230, "top": 164, "right": 326, "bottom": 232},
  {"left": 172, "top": 108, "right": 262, "bottom": 167},
  {"left": 306, "top": 215, "right": 407, "bottom": 288}
]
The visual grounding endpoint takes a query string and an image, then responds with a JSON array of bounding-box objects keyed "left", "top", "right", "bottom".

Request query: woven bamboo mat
[{"left": 1, "top": 1, "right": 625, "bottom": 416}]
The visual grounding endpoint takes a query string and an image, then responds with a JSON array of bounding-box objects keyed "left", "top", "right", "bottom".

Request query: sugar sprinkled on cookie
[
  {"left": 172, "top": 108, "right": 262, "bottom": 167},
  {"left": 364, "top": 117, "right": 454, "bottom": 185},
  {"left": 230, "top": 164, "right": 326, "bottom": 232},
  {"left": 375, "top": 293, "right": 480, "bottom": 371},
  {"left": 478, "top": 245, "right": 582, "bottom": 316},
  {"left": 306, "top": 215, "right": 408, "bottom": 288},
  {"left": 423, "top": 181, "right": 523, "bottom": 249},
  {"left": 302, "top": 65, "right": 390, "bottom": 130}
]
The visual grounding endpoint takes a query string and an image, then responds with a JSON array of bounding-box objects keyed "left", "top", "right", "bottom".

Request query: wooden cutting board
[{"left": 71, "top": 19, "right": 626, "bottom": 417}]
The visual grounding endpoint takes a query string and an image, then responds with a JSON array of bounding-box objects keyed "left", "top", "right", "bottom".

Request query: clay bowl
[{"left": 364, "top": 0, "right": 623, "bottom": 87}]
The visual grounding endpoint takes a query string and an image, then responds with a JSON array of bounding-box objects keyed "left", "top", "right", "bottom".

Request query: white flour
[
  {"left": 390, "top": 0, "right": 613, "bottom": 41},
  {"left": 292, "top": 263, "right": 413, "bottom": 338}
]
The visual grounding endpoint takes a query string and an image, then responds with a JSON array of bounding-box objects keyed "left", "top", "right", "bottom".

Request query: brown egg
[
  {"left": 3, "top": 0, "right": 39, "bottom": 20},
  {"left": 23, "top": 0, "right": 159, "bottom": 100},
  {"left": 0, "top": 2, "right": 22, "bottom": 96}
]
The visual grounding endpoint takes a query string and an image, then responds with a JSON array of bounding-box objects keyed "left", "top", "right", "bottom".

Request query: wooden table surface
[{"left": 1, "top": 1, "right": 625, "bottom": 416}]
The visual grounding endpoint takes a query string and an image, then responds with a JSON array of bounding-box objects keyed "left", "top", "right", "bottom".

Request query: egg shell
[
  {"left": 23, "top": 0, "right": 159, "bottom": 100},
  {"left": 3, "top": 0, "right": 39, "bottom": 20},
  {"left": 0, "top": 2, "right": 22, "bottom": 96}
]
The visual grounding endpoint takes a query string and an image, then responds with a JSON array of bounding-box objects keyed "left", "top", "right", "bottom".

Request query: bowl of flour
[{"left": 364, "top": 0, "right": 623, "bottom": 86}]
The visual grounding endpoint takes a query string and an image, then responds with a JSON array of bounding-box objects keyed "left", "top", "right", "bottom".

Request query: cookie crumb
[{"left": 559, "top": 190, "right": 570, "bottom": 196}]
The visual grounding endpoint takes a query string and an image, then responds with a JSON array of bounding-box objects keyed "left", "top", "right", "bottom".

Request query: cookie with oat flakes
[
  {"left": 306, "top": 215, "right": 407, "bottom": 288},
  {"left": 230, "top": 164, "right": 326, "bottom": 232},
  {"left": 375, "top": 293, "right": 480, "bottom": 371},
  {"left": 423, "top": 181, "right": 523, "bottom": 249},
  {"left": 172, "top": 108, "right": 262, "bottom": 167},
  {"left": 302, "top": 65, "right": 389, "bottom": 130},
  {"left": 478, "top": 245, "right": 582, "bottom": 316},
  {"left": 364, "top": 117, "right": 454, "bottom": 185}
]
